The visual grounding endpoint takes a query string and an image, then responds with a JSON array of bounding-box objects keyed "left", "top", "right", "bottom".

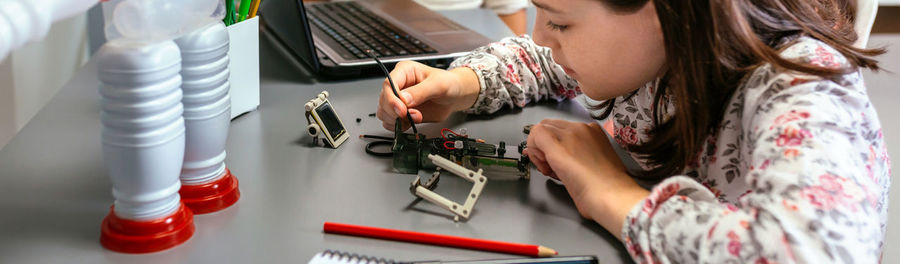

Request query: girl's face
[{"left": 531, "top": 0, "right": 665, "bottom": 100}]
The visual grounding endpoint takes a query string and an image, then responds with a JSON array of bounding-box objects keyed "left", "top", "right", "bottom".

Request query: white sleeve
[{"left": 481, "top": 0, "right": 529, "bottom": 15}]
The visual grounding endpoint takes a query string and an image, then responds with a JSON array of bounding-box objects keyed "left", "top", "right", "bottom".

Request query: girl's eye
[{"left": 546, "top": 21, "right": 569, "bottom": 32}]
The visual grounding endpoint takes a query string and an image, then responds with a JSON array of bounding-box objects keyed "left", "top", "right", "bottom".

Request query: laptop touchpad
[{"left": 408, "top": 19, "right": 463, "bottom": 34}]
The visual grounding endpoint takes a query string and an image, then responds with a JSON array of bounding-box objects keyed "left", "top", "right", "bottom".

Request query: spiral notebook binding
[
  {"left": 314, "top": 249, "right": 402, "bottom": 264},
  {"left": 310, "top": 250, "right": 600, "bottom": 264}
]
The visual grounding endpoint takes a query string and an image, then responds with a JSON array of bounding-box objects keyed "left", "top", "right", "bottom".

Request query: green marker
[
  {"left": 238, "top": 0, "right": 252, "bottom": 22},
  {"left": 224, "top": 0, "right": 235, "bottom": 25}
]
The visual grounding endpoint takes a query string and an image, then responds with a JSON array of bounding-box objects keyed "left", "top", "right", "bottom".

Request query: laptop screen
[{"left": 259, "top": 0, "right": 321, "bottom": 72}]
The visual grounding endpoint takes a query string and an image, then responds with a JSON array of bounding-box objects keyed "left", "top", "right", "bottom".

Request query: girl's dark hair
[{"left": 593, "top": 0, "right": 884, "bottom": 179}]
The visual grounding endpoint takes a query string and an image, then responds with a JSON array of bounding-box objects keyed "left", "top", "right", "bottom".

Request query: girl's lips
[{"left": 562, "top": 66, "right": 576, "bottom": 75}]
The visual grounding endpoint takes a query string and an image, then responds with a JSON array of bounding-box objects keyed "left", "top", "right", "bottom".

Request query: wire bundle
[{"left": 440, "top": 128, "right": 466, "bottom": 150}]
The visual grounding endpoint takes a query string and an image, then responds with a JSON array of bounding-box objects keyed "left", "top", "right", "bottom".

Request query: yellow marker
[{"left": 249, "top": 0, "right": 262, "bottom": 19}]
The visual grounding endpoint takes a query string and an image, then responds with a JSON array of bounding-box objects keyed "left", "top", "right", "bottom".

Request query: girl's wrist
[
  {"left": 591, "top": 177, "right": 649, "bottom": 240},
  {"left": 449, "top": 67, "right": 481, "bottom": 111}
]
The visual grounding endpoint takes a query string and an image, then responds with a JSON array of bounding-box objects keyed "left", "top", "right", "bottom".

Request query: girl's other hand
[
  {"left": 525, "top": 119, "right": 648, "bottom": 239},
  {"left": 376, "top": 61, "right": 480, "bottom": 131}
]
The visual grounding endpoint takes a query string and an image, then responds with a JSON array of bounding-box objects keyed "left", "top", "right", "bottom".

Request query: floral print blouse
[{"left": 449, "top": 35, "right": 891, "bottom": 263}]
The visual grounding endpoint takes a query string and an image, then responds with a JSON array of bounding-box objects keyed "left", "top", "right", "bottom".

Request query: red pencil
[{"left": 323, "top": 222, "right": 558, "bottom": 257}]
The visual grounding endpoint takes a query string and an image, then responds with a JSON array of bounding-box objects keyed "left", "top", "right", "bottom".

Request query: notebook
[
  {"left": 308, "top": 250, "right": 600, "bottom": 264},
  {"left": 260, "top": 0, "right": 493, "bottom": 77}
]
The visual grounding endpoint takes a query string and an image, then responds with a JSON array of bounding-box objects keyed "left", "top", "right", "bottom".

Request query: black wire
[
  {"left": 361, "top": 134, "right": 394, "bottom": 157},
  {"left": 361, "top": 135, "right": 394, "bottom": 141},
  {"left": 365, "top": 141, "right": 393, "bottom": 157},
  {"left": 367, "top": 50, "right": 419, "bottom": 135}
]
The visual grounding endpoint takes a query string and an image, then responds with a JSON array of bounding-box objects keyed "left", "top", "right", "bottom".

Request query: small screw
[
  {"left": 356, "top": 118, "right": 362, "bottom": 123},
  {"left": 523, "top": 124, "right": 534, "bottom": 134}
]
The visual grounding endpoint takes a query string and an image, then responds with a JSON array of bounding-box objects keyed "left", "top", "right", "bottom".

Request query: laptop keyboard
[{"left": 305, "top": 1, "right": 438, "bottom": 59}]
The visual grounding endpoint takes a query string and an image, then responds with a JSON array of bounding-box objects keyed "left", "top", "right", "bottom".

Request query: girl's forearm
[
  {"left": 591, "top": 182, "right": 649, "bottom": 240},
  {"left": 498, "top": 9, "right": 528, "bottom": 36}
]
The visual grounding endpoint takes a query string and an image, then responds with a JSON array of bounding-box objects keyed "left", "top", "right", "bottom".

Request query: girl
[{"left": 375, "top": 0, "right": 890, "bottom": 263}]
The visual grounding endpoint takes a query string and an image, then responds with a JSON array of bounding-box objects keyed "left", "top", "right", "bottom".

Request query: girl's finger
[
  {"left": 383, "top": 85, "right": 407, "bottom": 118},
  {"left": 538, "top": 118, "right": 575, "bottom": 128},
  {"left": 529, "top": 124, "right": 567, "bottom": 164},
  {"left": 407, "top": 109, "right": 423, "bottom": 124},
  {"left": 533, "top": 158, "right": 552, "bottom": 177},
  {"left": 546, "top": 171, "right": 558, "bottom": 181},
  {"left": 525, "top": 133, "right": 556, "bottom": 177}
]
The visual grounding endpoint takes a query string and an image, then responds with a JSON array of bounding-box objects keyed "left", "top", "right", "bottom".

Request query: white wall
[
  {"left": 0, "top": 14, "right": 90, "bottom": 150},
  {"left": 863, "top": 33, "right": 900, "bottom": 264}
]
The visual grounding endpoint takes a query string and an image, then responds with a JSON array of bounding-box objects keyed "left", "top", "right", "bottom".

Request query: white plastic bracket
[{"left": 411, "top": 154, "right": 487, "bottom": 222}]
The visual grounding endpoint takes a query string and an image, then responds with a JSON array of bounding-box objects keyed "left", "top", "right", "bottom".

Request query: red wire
[
  {"left": 441, "top": 128, "right": 468, "bottom": 150},
  {"left": 441, "top": 128, "right": 464, "bottom": 140},
  {"left": 443, "top": 141, "right": 455, "bottom": 150},
  {"left": 441, "top": 128, "right": 450, "bottom": 140}
]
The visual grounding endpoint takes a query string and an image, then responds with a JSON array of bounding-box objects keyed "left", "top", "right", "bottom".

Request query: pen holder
[{"left": 226, "top": 16, "right": 260, "bottom": 119}]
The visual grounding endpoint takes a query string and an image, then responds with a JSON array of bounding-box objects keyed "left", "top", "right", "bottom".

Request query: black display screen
[{"left": 316, "top": 102, "right": 345, "bottom": 139}]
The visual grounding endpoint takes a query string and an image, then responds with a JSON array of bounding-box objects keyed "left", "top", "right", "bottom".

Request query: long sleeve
[
  {"left": 449, "top": 35, "right": 581, "bottom": 114},
  {"left": 620, "top": 38, "right": 890, "bottom": 263},
  {"left": 481, "top": 0, "right": 529, "bottom": 15},
  {"left": 0, "top": 0, "right": 99, "bottom": 62},
  {"left": 410, "top": 0, "right": 528, "bottom": 15}
]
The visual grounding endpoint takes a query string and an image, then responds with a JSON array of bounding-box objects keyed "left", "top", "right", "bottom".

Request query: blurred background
[{"left": 0, "top": 1, "right": 898, "bottom": 261}]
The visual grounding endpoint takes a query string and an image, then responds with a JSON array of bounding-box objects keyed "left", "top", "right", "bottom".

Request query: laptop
[{"left": 260, "top": 0, "right": 494, "bottom": 76}]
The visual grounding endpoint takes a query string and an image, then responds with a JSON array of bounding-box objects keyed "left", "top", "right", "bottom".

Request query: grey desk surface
[{"left": 0, "top": 8, "right": 632, "bottom": 264}]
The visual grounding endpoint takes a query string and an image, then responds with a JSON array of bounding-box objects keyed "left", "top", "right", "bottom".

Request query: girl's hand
[
  {"left": 376, "top": 61, "right": 480, "bottom": 131},
  {"left": 524, "top": 119, "right": 649, "bottom": 239}
]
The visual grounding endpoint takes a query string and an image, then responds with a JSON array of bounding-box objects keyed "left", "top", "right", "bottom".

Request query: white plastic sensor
[{"left": 304, "top": 90, "right": 348, "bottom": 148}]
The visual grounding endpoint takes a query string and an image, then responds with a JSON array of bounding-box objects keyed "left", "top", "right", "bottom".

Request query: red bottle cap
[
  {"left": 179, "top": 168, "right": 240, "bottom": 214},
  {"left": 100, "top": 203, "right": 195, "bottom": 254}
]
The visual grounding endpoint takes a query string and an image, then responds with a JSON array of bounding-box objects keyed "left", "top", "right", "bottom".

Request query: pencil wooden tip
[{"left": 537, "top": 246, "right": 558, "bottom": 257}]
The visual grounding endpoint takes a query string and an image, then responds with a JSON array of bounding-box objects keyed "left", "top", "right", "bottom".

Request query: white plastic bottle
[
  {"left": 91, "top": 0, "right": 223, "bottom": 254},
  {"left": 96, "top": 39, "right": 195, "bottom": 253},
  {"left": 0, "top": 0, "right": 100, "bottom": 62},
  {"left": 174, "top": 22, "right": 240, "bottom": 214}
]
